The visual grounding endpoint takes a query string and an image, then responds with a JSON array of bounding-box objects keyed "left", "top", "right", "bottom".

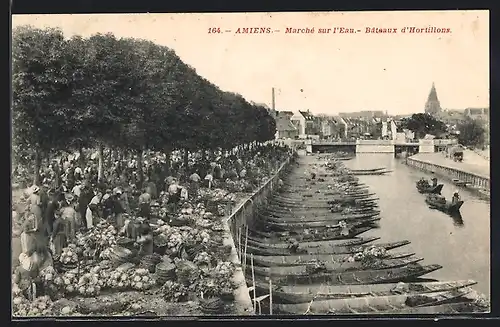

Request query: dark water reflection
[{"left": 342, "top": 153, "right": 490, "bottom": 299}]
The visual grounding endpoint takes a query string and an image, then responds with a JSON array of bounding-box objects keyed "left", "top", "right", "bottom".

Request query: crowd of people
[{"left": 12, "top": 143, "right": 293, "bottom": 301}]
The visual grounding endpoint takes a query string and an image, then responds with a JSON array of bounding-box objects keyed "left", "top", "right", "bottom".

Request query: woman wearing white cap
[
  {"left": 86, "top": 191, "right": 102, "bottom": 229},
  {"left": 27, "top": 185, "right": 43, "bottom": 231}
]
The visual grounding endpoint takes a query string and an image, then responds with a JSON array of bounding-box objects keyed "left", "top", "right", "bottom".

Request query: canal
[{"left": 342, "top": 153, "right": 491, "bottom": 299}]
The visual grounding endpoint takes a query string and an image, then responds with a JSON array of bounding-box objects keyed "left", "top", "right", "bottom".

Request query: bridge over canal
[{"left": 306, "top": 139, "right": 457, "bottom": 156}]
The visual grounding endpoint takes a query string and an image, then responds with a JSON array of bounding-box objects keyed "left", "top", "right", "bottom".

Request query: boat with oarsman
[
  {"left": 425, "top": 193, "right": 464, "bottom": 214},
  {"left": 416, "top": 182, "right": 444, "bottom": 194}
]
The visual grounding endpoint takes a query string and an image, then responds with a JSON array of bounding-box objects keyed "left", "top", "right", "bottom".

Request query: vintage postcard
[{"left": 11, "top": 11, "right": 490, "bottom": 317}]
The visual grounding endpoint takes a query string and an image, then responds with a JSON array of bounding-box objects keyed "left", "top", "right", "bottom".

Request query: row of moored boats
[{"left": 242, "top": 153, "right": 488, "bottom": 315}]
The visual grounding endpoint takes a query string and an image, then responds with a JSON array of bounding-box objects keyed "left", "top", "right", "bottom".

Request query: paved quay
[{"left": 409, "top": 152, "right": 489, "bottom": 180}]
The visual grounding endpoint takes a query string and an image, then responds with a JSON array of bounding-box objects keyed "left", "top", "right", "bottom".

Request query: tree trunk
[
  {"left": 97, "top": 144, "right": 104, "bottom": 181},
  {"left": 78, "top": 145, "right": 85, "bottom": 167},
  {"left": 183, "top": 149, "right": 189, "bottom": 170},
  {"left": 33, "top": 148, "right": 42, "bottom": 186},
  {"left": 137, "top": 149, "right": 144, "bottom": 188},
  {"left": 107, "top": 148, "right": 113, "bottom": 168}
]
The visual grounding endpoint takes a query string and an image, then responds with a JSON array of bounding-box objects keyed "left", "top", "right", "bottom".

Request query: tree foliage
[
  {"left": 12, "top": 26, "right": 277, "bottom": 174},
  {"left": 457, "top": 118, "right": 486, "bottom": 148},
  {"left": 399, "top": 113, "right": 447, "bottom": 139}
]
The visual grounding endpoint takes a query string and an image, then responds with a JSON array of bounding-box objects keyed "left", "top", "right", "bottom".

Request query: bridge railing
[
  {"left": 311, "top": 140, "right": 357, "bottom": 145},
  {"left": 309, "top": 139, "right": 457, "bottom": 146}
]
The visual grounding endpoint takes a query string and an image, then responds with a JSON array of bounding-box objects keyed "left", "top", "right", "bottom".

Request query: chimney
[{"left": 272, "top": 87, "right": 275, "bottom": 111}]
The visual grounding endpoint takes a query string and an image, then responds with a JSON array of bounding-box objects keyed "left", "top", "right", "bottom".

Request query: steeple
[{"left": 424, "top": 82, "right": 442, "bottom": 115}]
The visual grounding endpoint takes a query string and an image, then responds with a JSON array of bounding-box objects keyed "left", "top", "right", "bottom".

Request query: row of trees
[
  {"left": 399, "top": 113, "right": 486, "bottom": 147},
  {"left": 13, "top": 26, "right": 277, "bottom": 184}
]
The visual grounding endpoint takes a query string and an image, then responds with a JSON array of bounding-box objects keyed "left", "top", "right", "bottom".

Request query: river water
[{"left": 342, "top": 153, "right": 491, "bottom": 299}]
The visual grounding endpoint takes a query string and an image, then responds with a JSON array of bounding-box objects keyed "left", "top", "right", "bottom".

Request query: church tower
[{"left": 424, "top": 82, "right": 442, "bottom": 115}]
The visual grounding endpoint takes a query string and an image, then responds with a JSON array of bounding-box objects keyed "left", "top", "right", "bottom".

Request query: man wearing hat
[
  {"left": 59, "top": 193, "right": 77, "bottom": 242},
  {"left": 111, "top": 188, "right": 126, "bottom": 229},
  {"left": 138, "top": 188, "right": 152, "bottom": 220},
  {"left": 431, "top": 177, "right": 438, "bottom": 187},
  {"left": 189, "top": 171, "right": 201, "bottom": 199},
  {"left": 451, "top": 190, "right": 461, "bottom": 205},
  {"left": 102, "top": 189, "right": 114, "bottom": 220}
]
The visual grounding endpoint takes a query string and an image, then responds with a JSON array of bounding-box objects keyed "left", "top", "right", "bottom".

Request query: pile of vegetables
[
  {"left": 58, "top": 245, "right": 79, "bottom": 264},
  {"left": 53, "top": 269, "right": 80, "bottom": 294},
  {"left": 198, "top": 189, "right": 236, "bottom": 202},
  {"left": 75, "top": 224, "right": 117, "bottom": 259},
  {"left": 224, "top": 179, "right": 253, "bottom": 193},
  {"left": 161, "top": 280, "right": 188, "bottom": 302},
  {"left": 13, "top": 295, "right": 53, "bottom": 316},
  {"left": 76, "top": 272, "right": 101, "bottom": 297},
  {"left": 346, "top": 245, "right": 388, "bottom": 263},
  {"left": 129, "top": 268, "right": 155, "bottom": 291}
]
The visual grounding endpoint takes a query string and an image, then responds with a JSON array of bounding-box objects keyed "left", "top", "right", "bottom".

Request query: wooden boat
[
  {"left": 254, "top": 280, "right": 477, "bottom": 304},
  {"left": 258, "top": 210, "right": 381, "bottom": 224},
  {"left": 245, "top": 240, "right": 410, "bottom": 256},
  {"left": 452, "top": 179, "right": 469, "bottom": 187},
  {"left": 256, "top": 218, "right": 381, "bottom": 231},
  {"left": 268, "top": 200, "right": 378, "bottom": 210},
  {"left": 258, "top": 217, "right": 381, "bottom": 234},
  {"left": 272, "top": 193, "right": 377, "bottom": 203},
  {"left": 261, "top": 205, "right": 378, "bottom": 217},
  {"left": 248, "top": 257, "right": 423, "bottom": 277},
  {"left": 248, "top": 225, "right": 374, "bottom": 242},
  {"left": 274, "top": 287, "right": 473, "bottom": 314},
  {"left": 260, "top": 264, "right": 442, "bottom": 286},
  {"left": 425, "top": 195, "right": 464, "bottom": 213},
  {"left": 247, "top": 251, "right": 416, "bottom": 267},
  {"left": 327, "top": 197, "right": 379, "bottom": 205},
  {"left": 265, "top": 202, "right": 378, "bottom": 213},
  {"left": 351, "top": 170, "right": 392, "bottom": 176},
  {"left": 246, "top": 236, "right": 381, "bottom": 250},
  {"left": 350, "top": 167, "right": 386, "bottom": 173},
  {"left": 416, "top": 183, "right": 444, "bottom": 194}
]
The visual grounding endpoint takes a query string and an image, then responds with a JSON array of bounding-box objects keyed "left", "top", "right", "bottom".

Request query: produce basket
[
  {"left": 54, "top": 261, "right": 78, "bottom": 274},
  {"left": 109, "top": 246, "right": 136, "bottom": 267},
  {"left": 153, "top": 235, "right": 168, "bottom": 255},
  {"left": 116, "top": 237, "right": 136, "bottom": 251},
  {"left": 140, "top": 254, "right": 162, "bottom": 273},
  {"left": 155, "top": 262, "right": 176, "bottom": 285},
  {"left": 200, "top": 297, "right": 225, "bottom": 314},
  {"left": 169, "top": 216, "right": 191, "bottom": 227}
]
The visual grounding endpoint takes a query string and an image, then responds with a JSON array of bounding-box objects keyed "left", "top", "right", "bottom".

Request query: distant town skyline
[{"left": 12, "top": 11, "right": 489, "bottom": 115}]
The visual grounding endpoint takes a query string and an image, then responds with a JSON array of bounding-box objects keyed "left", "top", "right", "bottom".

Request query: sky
[{"left": 12, "top": 11, "right": 489, "bottom": 115}]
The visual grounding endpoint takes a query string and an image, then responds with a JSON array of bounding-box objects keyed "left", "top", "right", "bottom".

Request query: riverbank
[{"left": 406, "top": 153, "right": 490, "bottom": 192}]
